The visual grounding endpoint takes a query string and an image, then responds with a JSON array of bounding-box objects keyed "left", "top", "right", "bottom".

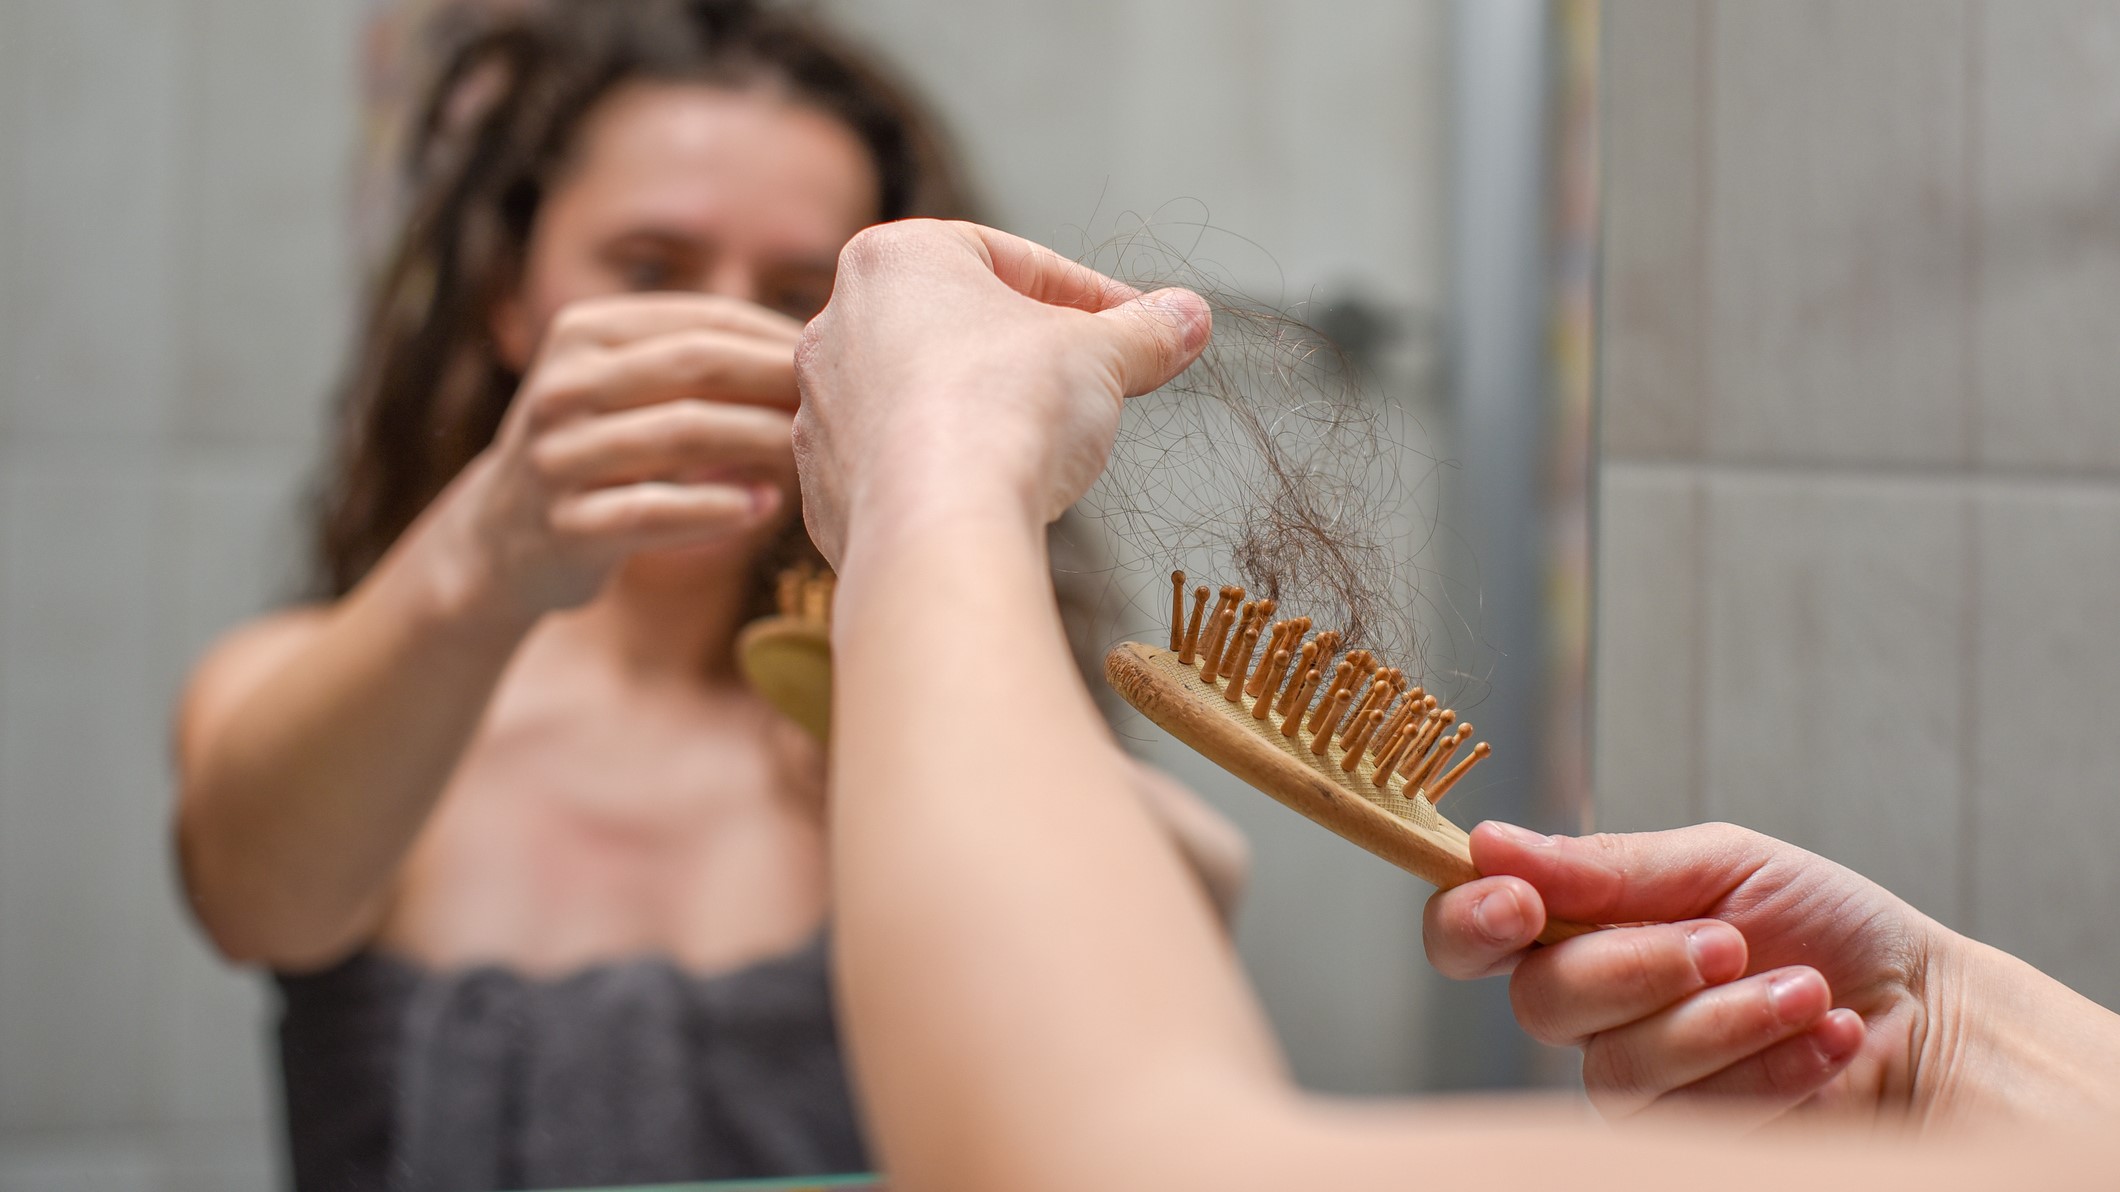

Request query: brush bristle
[
  {"left": 1163, "top": 572, "right": 1491, "bottom": 805},
  {"left": 774, "top": 565, "right": 837, "bottom": 625}
]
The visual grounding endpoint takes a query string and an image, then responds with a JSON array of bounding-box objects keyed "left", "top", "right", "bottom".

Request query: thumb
[
  {"left": 1469, "top": 821, "right": 1780, "bottom": 926},
  {"left": 1094, "top": 287, "right": 1213, "bottom": 397}
]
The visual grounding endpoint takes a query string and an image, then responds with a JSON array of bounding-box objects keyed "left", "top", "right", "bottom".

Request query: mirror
[{"left": 0, "top": 1, "right": 1599, "bottom": 1186}]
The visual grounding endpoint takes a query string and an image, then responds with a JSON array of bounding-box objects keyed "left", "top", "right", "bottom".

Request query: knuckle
[
  {"left": 1613, "top": 931, "right": 1670, "bottom": 998},
  {"left": 1712, "top": 980, "right": 1787, "bottom": 1047},
  {"left": 525, "top": 435, "right": 572, "bottom": 482},
  {"left": 521, "top": 366, "right": 596, "bottom": 426},
  {"left": 548, "top": 304, "right": 603, "bottom": 345},
  {"left": 668, "top": 333, "right": 732, "bottom": 384},
  {"left": 1766, "top": 1028, "right": 1848, "bottom": 1099},
  {"left": 1507, "top": 963, "right": 1573, "bottom": 1045},
  {"left": 1693, "top": 820, "right": 1771, "bottom": 858},
  {"left": 793, "top": 320, "right": 827, "bottom": 379},
  {"left": 544, "top": 504, "right": 584, "bottom": 542},
  {"left": 1580, "top": 1036, "right": 1651, "bottom": 1103},
  {"left": 664, "top": 401, "right": 725, "bottom": 448},
  {"left": 837, "top": 224, "right": 896, "bottom": 270}
]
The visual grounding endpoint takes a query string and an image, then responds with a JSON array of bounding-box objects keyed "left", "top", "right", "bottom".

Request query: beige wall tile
[
  {"left": 172, "top": 0, "right": 360, "bottom": 451},
  {"left": 1700, "top": 472, "right": 1968, "bottom": 923},
  {"left": 0, "top": 1137, "right": 160, "bottom": 1192},
  {"left": 1972, "top": 1, "right": 2120, "bottom": 476},
  {"left": 821, "top": 0, "right": 1445, "bottom": 317},
  {"left": 0, "top": 456, "right": 171, "bottom": 1130},
  {"left": 1593, "top": 465, "right": 1704, "bottom": 831},
  {"left": 1599, "top": 0, "right": 1706, "bottom": 461},
  {"left": 1704, "top": 0, "right": 1974, "bottom": 468},
  {"left": 151, "top": 456, "right": 308, "bottom": 1129},
  {"left": 1968, "top": 486, "right": 2120, "bottom": 1009},
  {"left": 0, "top": 0, "right": 186, "bottom": 445}
]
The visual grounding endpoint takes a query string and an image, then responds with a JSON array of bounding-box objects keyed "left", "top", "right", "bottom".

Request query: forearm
[
  {"left": 177, "top": 520, "right": 535, "bottom": 968},
  {"left": 828, "top": 483, "right": 1285, "bottom": 1190},
  {"left": 1923, "top": 931, "right": 2120, "bottom": 1124},
  {"left": 1131, "top": 761, "right": 1250, "bottom": 925}
]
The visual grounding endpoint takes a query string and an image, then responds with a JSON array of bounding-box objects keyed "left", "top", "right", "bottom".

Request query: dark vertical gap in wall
[{"left": 1425, "top": 0, "right": 1550, "bottom": 1092}]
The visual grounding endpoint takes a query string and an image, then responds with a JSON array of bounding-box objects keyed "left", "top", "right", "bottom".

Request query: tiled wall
[
  {"left": 0, "top": 0, "right": 363, "bottom": 1186},
  {"left": 0, "top": 2, "right": 1451, "bottom": 1187},
  {"left": 1597, "top": 0, "right": 2120, "bottom": 1005}
]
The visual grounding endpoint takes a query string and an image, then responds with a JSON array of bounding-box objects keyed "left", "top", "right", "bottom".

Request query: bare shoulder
[{"left": 174, "top": 606, "right": 334, "bottom": 769}]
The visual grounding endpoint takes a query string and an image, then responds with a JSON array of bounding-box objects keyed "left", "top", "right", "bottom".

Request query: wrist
[
  {"left": 392, "top": 467, "right": 547, "bottom": 648},
  {"left": 1917, "top": 927, "right": 2120, "bottom": 1125},
  {"left": 844, "top": 461, "right": 1044, "bottom": 563}
]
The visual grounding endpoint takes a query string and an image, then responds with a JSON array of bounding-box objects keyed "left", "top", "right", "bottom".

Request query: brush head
[
  {"left": 1108, "top": 571, "right": 1591, "bottom": 943},
  {"left": 736, "top": 566, "right": 835, "bottom": 742}
]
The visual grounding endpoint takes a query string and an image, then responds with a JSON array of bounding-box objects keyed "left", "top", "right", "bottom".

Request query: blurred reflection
[{"left": 176, "top": 4, "right": 958, "bottom": 1187}]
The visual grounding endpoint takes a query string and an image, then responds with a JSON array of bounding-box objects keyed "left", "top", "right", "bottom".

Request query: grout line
[{"left": 1601, "top": 455, "right": 2120, "bottom": 493}]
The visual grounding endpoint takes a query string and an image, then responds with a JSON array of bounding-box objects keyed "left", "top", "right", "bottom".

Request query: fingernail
[
  {"left": 1473, "top": 889, "right": 1526, "bottom": 944},
  {"left": 1143, "top": 289, "right": 1211, "bottom": 345},
  {"left": 1683, "top": 922, "right": 1744, "bottom": 984},
  {"left": 748, "top": 483, "right": 783, "bottom": 518},
  {"left": 1483, "top": 821, "right": 1554, "bottom": 848},
  {"left": 1768, "top": 969, "right": 1820, "bottom": 1025},
  {"left": 1817, "top": 1008, "right": 1865, "bottom": 1061}
]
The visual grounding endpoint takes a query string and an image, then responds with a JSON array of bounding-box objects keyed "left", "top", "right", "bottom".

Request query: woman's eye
[
  {"left": 764, "top": 282, "right": 833, "bottom": 322},
  {"left": 618, "top": 258, "right": 677, "bottom": 292}
]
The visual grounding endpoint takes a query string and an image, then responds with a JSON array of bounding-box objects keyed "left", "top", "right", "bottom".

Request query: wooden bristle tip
[
  {"left": 1426, "top": 742, "right": 1491, "bottom": 804},
  {"left": 1413, "top": 725, "right": 1473, "bottom": 797},
  {"left": 1249, "top": 621, "right": 1292, "bottom": 697},
  {"left": 1309, "top": 687, "right": 1354, "bottom": 756},
  {"left": 1169, "top": 571, "right": 1187, "bottom": 651},
  {"left": 1372, "top": 723, "right": 1418, "bottom": 785},
  {"left": 1339, "top": 709, "right": 1386, "bottom": 772},
  {"left": 1181, "top": 586, "right": 1210, "bottom": 663},
  {"left": 1339, "top": 669, "right": 1392, "bottom": 748},
  {"left": 1308, "top": 661, "right": 1357, "bottom": 732},
  {"left": 1252, "top": 649, "right": 1291, "bottom": 719},
  {"left": 1281, "top": 668, "right": 1322, "bottom": 739},
  {"left": 1223, "top": 625, "right": 1261, "bottom": 702},
  {"left": 1198, "top": 608, "right": 1237, "bottom": 681},
  {"left": 1276, "top": 641, "right": 1321, "bottom": 717}
]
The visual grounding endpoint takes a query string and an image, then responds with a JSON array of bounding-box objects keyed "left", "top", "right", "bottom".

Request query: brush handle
[{"left": 1106, "top": 642, "right": 1595, "bottom": 946}]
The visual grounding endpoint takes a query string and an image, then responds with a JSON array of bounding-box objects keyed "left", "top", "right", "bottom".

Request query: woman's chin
[{"left": 634, "top": 538, "right": 756, "bottom": 572}]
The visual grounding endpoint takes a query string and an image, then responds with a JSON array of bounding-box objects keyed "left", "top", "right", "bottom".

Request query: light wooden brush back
[{"left": 1105, "top": 571, "right": 1592, "bottom": 944}]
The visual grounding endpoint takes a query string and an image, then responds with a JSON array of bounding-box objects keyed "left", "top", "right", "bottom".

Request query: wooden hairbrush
[
  {"left": 1104, "top": 571, "right": 1595, "bottom": 943},
  {"left": 736, "top": 565, "right": 836, "bottom": 742}
]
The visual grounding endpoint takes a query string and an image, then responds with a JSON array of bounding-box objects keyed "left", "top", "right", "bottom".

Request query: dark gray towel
[{"left": 275, "top": 936, "right": 868, "bottom": 1191}]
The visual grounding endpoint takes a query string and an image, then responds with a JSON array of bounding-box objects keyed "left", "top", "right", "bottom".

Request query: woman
[
  {"left": 173, "top": 5, "right": 1240, "bottom": 1189},
  {"left": 789, "top": 218, "right": 2120, "bottom": 1189}
]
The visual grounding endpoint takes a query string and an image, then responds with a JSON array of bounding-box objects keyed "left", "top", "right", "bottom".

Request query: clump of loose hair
[{"left": 1068, "top": 219, "right": 1459, "bottom": 694}]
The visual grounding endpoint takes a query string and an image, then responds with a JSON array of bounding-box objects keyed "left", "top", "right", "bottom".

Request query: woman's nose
[{"left": 704, "top": 260, "right": 760, "bottom": 307}]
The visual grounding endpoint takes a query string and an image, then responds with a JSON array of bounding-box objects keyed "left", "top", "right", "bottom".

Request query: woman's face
[{"left": 494, "top": 81, "right": 882, "bottom": 365}]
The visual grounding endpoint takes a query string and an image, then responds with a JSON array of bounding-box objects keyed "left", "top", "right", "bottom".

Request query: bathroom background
[{"left": 3, "top": 1, "right": 2118, "bottom": 1188}]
